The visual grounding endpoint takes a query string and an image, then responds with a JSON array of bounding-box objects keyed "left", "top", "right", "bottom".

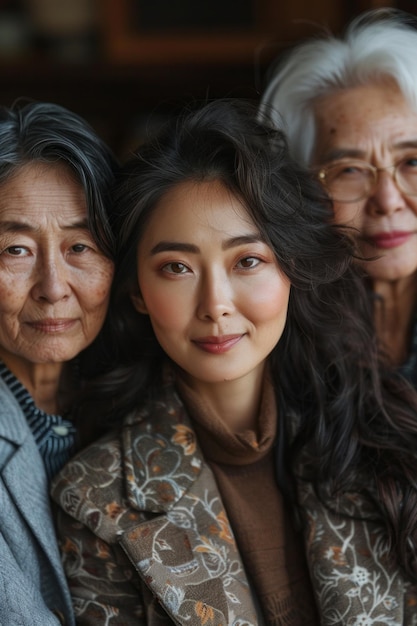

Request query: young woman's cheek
[
  {"left": 239, "top": 272, "right": 290, "bottom": 321},
  {"left": 139, "top": 280, "right": 194, "bottom": 331}
]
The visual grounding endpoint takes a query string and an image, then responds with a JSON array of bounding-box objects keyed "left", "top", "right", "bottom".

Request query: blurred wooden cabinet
[
  {"left": 100, "top": 0, "right": 414, "bottom": 69},
  {"left": 354, "top": 0, "right": 412, "bottom": 10},
  {"left": 0, "top": 0, "right": 413, "bottom": 156},
  {"left": 101, "top": 0, "right": 351, "bottom": 66}
]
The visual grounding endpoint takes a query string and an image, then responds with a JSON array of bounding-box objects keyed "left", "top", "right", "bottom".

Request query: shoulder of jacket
[
  {"left": 50, "top": 428, "right": 133, "bottom": 542},
  {"left": 0, "top": 379, "right": 33, "bottom": 446},
  {"left": 297, "top": 477, "right": 410, "bottom": 623},
  {"left": 51, "top": 387, "right": 205, "bottom": 542}
]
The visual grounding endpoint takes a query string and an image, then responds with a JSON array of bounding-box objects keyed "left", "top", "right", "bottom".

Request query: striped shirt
[{"left": 0, "top": 362, "right": 76, "bottom": 481}]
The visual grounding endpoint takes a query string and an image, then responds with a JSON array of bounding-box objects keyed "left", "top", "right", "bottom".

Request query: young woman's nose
[
  {"left": 367, "top": 170, "right": 408, "bottom": 217},
  {"left": 31, "top": 254, "right": 72, "bottom": 303},
  {"left": 196, "top": 270, "right": 235, "bottom": 321}
]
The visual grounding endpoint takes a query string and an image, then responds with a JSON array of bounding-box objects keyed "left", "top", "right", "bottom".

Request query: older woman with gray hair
[
  {"left": 0, "top": 100, "right": 117, "bottom": 625},
  {"left": 260, "top": 8, "right": 417, "bottom": 387}
]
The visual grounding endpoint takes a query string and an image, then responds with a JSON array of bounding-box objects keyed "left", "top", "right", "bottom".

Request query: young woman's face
[{"left": 133, "top": 180, "right": 291, "bottom": 390}]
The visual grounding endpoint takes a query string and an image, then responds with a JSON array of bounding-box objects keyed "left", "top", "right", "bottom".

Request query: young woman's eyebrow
[
  {"left": 150, "top": 242, "right": 199, "bottom": 255},
  {"left": 150, "top": 234, "right": 263, "bottom": 256},
  {"left": 222, "top": 234, "right": 264, "bottom": 250}
]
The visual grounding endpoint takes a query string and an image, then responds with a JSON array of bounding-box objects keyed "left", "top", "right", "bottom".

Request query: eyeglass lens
[{"left": 322, "top": 159, "right": 417, "bottom": 202}]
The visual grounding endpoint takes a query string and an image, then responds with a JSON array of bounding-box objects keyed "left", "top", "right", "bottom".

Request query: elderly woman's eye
[
  {"left": 71, "top": 243, "right": 89, "bottom": 253},
  {"left": 4, "top": 246, "right": 29, "bottom": 256},
  {"left": 404, "top": 156, "right": 417, "bottom": 167},
  {"left": 338, "top": 164, "right": 364, "bottom": 176}
]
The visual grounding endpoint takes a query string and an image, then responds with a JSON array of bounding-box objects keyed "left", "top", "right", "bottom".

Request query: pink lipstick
[
  {"left": 193, "top": 334, "right": 243, "bottom": 354},
  {"left": 366, "top": 231, "right": 412, "bottom": 249}
]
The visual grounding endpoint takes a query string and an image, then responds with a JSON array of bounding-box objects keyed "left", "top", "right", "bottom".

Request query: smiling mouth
[
  {"left": 28, "top": 319, "right": 77, "bottom": 333},
  {"left": 192, "top": 334, "right": 244, "bottom": 354}
]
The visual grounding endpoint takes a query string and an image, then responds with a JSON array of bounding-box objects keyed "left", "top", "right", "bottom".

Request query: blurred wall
[{"left": 0, "top": 0, "right": 412, "bottom": 158}]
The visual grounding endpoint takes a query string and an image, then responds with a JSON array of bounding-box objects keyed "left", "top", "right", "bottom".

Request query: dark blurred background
[{"left": 0, "top": 0, "right": 414, "bottom": 159}]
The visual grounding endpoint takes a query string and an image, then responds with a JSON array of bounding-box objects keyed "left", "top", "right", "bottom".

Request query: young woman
[{"left": 51, "top": 100, "right": 417, "bottom": 625}]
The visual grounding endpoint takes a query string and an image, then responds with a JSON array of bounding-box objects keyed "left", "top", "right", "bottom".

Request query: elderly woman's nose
[
  {"left": 367, "top": 170, "right": 407, "bottom": 216},
  {"left": 31, "top": 256, "right": 72, "bottom": 303}
]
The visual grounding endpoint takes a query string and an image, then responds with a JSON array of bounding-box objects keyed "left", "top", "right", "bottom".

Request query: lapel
[
  {"left": 0, "top": 378, "right": 70, "bottom": 588},
  {"left": 118, "top": 382, "right": 258, "bottom": 625}
]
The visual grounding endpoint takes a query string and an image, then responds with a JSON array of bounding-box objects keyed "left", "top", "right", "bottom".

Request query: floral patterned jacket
[
  {"left": 51, "top": 380, "right": 417, "bottom": 625},
  {"left": 295, "top": 476, "right": 417, "bottom": 625}
]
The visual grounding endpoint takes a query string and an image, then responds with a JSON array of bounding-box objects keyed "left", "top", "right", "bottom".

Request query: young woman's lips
[
  {"left": 366, "top": 231, "right": 413, "bottom": 249},
  {"left": 28, "top": 319, "right": 77, "bottom": 333},
  {"left": 192, "top": 334, "right": 244, "bottom": 354}
]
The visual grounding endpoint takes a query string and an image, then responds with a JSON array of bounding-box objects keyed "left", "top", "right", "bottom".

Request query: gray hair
[
  {"left": 259, "top": 9, "right": 417, "bottom": 165},
  {"left": 0, "top": 100, "right": 118, "bottom": 257}
]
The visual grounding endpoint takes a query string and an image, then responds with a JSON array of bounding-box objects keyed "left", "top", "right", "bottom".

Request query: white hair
[{"left": 259, "top": 9, "right": 417, "bottom": 165}]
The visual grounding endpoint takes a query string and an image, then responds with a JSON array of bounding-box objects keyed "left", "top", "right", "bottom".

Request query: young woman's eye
[
  {"left": 236, "top": 256, "right": 261, "bottom": 269},
  {"left": 162, "top": 262, "right": 189, "bottom": 274}
]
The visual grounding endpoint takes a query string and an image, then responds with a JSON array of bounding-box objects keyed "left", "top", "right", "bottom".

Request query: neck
[
  {"left": 0, "top": 352, "right": 67, "bottom": 413},
  {"left": 178, "top": 366, "right": 266, "bottom": 433},
  {"left": 372, "top": 274, "right": 417, "bottom": 365}
]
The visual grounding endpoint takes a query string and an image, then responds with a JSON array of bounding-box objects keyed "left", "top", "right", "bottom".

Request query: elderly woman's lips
[
  {"left": 27, "top": 319, "right": 77, "bottom": 332},
  {"left": 366, "top": 231, "right": 413, "bottom": 249}
]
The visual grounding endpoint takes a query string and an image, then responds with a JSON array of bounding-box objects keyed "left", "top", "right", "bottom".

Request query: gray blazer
[{"left": 0, "top": 377, "right": 74, "bottom": 625}]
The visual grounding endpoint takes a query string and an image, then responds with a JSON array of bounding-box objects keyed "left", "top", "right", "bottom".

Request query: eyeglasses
[{"left": 317, "top": 157, "right": 417, "bottom": 203}]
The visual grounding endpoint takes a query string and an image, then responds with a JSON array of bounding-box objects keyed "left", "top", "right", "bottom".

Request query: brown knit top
[{"left": 175, "top": 373, "right": 318, "bottom": 626}]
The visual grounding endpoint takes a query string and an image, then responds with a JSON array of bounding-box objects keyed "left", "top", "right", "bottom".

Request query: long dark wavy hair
[{"left": 89, "top": 99, "right": 417, "bottom": 582}]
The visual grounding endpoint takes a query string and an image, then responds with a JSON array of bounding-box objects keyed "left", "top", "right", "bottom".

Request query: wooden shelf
[
  {"left": 0, "top": 0, "right": 412, "bottom": 157},
  {"left": 0, "top": 57, "right": 265, "bottom": 157}
]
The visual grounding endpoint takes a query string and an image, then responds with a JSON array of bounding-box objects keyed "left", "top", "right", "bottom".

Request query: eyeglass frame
[{"left": 316, "top": 157, "right": 417, "bottom": 203}]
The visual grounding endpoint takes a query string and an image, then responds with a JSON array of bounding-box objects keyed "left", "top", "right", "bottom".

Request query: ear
[{"left": 131, "top": 290, "right": 148, "bottom": 315}]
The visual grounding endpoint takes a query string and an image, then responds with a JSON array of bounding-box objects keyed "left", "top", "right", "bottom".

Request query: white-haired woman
[{"left": 260, "top": 8, "right": 417, "bottom": 387}]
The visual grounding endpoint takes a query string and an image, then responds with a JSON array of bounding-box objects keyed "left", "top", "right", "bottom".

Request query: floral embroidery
[
  {"left": 210, "top": 510, "right": 234, "bottom": 545},
  {"left": 195, "top": 601, "right": 215, "bottom": 624},
  {"left": 105, "top": 501, "right": 123, "bottom": 519},
  {"left": 298, "top": 477, "right": 412, "bottom": 625},
  {"left": 325, "top": 545, "right": 347, "bottom": 566},
  {"left": 350, "top": 566, "right": 370, "bottom": 586},
  {"left": 164, "top": 585, "right": 186, "bottom": 614},
  {"left": 172, "top": 424, "right": 196, "bottom": 455}
]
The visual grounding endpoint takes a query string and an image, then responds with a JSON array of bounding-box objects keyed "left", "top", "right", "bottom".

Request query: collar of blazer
[
  {"left": 51, "top": 375, "right": 205, "bottom": 541},
  {"left": 0, "top": 376, "right": 31, "bottom": 446},
  {"left": 121, "top": 380, "right": 203, "bottom": 515},
  {"left": 52, "top": 377, "right": 258, "bottom": 626}
]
